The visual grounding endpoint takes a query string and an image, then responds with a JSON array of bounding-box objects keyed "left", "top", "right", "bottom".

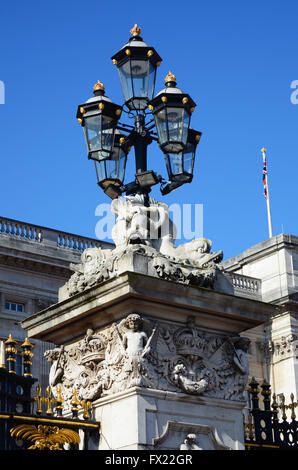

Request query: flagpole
[{"left": 261, "top": 147, "right": 273, "bottom": 238}]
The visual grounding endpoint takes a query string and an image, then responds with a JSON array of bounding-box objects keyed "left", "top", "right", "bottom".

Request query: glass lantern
[
  {"left": 148, "top": 72, "right": 196, "bottom": 154},
  {"left": 111, "top": 24, "right": 162, "bottom": 111},
  {"left": 94, "top": 130, "right": 130, "bottom": 191},
  {"left": 164, "top": 128, "right": 201, "bottom": 183},
  {"left": 76, "top": 80, "right": 122, "bottom": 161}
]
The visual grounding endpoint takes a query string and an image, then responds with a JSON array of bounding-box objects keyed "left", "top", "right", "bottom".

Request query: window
[{"left": 5, "top": 302, "right": 24, "bottom": 313}]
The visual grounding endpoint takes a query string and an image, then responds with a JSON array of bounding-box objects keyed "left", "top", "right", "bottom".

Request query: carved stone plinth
[{"left": 22, "top": 269, "right": 273, "bottom": 450}]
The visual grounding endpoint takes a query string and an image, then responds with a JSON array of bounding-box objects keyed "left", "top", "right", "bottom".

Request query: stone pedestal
[
  {"left": 22, "top": 268, "right": 273, "bottom": 450},
  {"left": 92, "top": 388, "right": 244, "bottom": 450}
]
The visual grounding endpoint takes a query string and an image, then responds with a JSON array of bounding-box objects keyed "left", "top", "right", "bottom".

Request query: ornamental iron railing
[
  {"left": 0, "top": 333, "right": 100, "bottom": 450},
  {"left": 243, "top": 378, "right": 298, "bottom": 450}
]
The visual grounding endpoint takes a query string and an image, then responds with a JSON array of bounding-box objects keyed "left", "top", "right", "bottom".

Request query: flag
[{"left": 262, "top": 158, "right": 268, "bottom": 199}]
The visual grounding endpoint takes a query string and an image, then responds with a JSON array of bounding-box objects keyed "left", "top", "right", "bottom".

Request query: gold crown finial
[
  {"left": 261, "top": 147, "right": 266, "bottom": 153},
  {"left": 165, "top": 71, "right": 176, "bottom": 83},
  {"left": 130, "top": 24, "right": 141, "bottom": 36},
  {"left": 93, "top": 80, "right": 105, "bottom": 92}
]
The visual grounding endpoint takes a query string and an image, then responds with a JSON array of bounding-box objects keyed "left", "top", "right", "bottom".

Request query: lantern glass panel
[
  {"left": 94, "top": 146, "right": 127, "bottom": 188},
  {"left": 118, "top": 59, "right": 155, "bottom": 110},
  {"left": 170, "top": 153, "right": 183, "bottom": 176},
  {"left": 84, "top": 115, "right": 115, "bottom": 158},
  {"left": 182, "top": 141, "right": 195, "bottom": 175},
  {"left": 166, "top": 107, "right": 190, "bottom": 153},
  {"left": 155, "top": 108, "right": 168, "bottom": 145},
  {"left": 118, "top": 61, "right": 134, "bottom": 106}
]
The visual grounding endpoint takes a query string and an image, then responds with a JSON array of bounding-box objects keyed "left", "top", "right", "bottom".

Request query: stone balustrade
[
  {"left": 0, "top": 216, "right": 111, "bottom": 253},
  {"left": 225, "top": 272, "right": 262, "bottom": 300}
]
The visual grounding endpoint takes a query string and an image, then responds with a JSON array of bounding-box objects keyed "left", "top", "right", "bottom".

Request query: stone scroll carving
[
  {"left": 65, "top": 195, "right": 223, "bottom": 297},
  {"left": 44, "top": 315, "right": 250, "bottom": 407}
]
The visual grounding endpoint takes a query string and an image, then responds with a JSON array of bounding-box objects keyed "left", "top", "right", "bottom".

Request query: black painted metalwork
[
  {"left": 0, "top": 336, "right": 100, "bottom": 451},
  {"left": 244, "top": 378, "right": 298, "bottom": 450},
  {"left": 76, "top": 25, "right": 202, "bottom": 199}
]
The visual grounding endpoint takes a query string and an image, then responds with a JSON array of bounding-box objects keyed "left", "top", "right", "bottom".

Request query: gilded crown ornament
[
  {"left": 93, "top": 80, "right": 105, "bottom": 92},
  {"left": 130, "top": 24, "right": 141, "bottom": 36},
  {"left": 165, "top": 71, "right": 176, "bottom": 83}
]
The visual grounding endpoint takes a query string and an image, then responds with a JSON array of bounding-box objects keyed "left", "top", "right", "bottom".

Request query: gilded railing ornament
[
  {"left": 288, "top": 393, "right": 297, "bottom": 420},
  {"left": 34, "top": 385, "right": 44, "bottom": 415},
  {"left": 21, "top": 337, "right": 34, "bottom": 378},
  {"left": 10, "top": 424, "right": 80, "bottom": 450},
  {"left": 44, "top": 386, "right": 55, "bottom": 416},
  {"left": 71, "top": 389, "right": 81, "bottom": 418},
  {"left": 243, "top": 414, "right": 255, "bottom": 441},
  {"left": 55, "top": 386, "right": 64, "bottom": 417},
  {"left": 5, "top": 333, "right": 18, "bottom": 374},
  {"left": 81, "top": 400, "right": 92, "bottom": 420}
]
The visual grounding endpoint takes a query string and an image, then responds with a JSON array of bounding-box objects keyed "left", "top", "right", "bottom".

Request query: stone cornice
[
  {"left": 222, "top": 234, "right": 298, "bottom": 271},
  {"left": 0, "top": 252, "right": 72, "bottom": 278},
  {"left": 21, "top": 271, "right": 275, "bottom": 344}
]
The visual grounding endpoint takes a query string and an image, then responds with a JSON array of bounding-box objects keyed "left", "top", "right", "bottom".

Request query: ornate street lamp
[
  {"left": 76, "top": 25, "right": 201, "bottom": 202},
  {"left": 76, "top": 80, "right": 122, "bottom": 161},
  {"left": 111, "top": 24, "right": 162, "bottom": 111}
]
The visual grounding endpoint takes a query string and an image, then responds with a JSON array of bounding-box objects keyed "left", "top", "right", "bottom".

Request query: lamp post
[{"left": 76, "top": 25, "right": 201, "bottom": 203}]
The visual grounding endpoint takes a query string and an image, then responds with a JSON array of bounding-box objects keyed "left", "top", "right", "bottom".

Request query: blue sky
[{"left": 0, "top": 0, "right": 297, "bottom": 260}]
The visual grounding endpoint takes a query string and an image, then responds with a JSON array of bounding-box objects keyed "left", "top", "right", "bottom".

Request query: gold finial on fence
[
  {"left": 278, "top": 394, "right": 288, "bottom": 421},
  {"left": 71, "top": 389, "right": 81, "bottom": 418},
  {"left": 44, "top": 386, "right": 55, "bottom": 416},
  {"left": 34, "top": 385, "right": 44, "bottom": 415},
  {"left": 81, "top": 400, "right": 92, "bottom": 420},
  {"left": 288, "top": 393, "right": 297, "bottom": 421},
  {"left": 243, "top": 414, "right": 255, "bottom": 441},
  {"left": 55, "top": 386, "right": 64, "bottom": 417}
]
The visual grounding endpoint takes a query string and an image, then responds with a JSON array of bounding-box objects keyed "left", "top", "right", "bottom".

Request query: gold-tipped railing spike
[
  {"left": 271, "top": 392, "right": 279, "bottom": 422},
  {"left": 44, "top": 386, "right": 55, "bottom": 416},
  {"left": 261, "top": 379, "right": 271, "bottom": 411},
  {"left": 5, "top": 333, "right": 18, "bottom": 374},
  {"left": 81, "top": 400, "right": 92, "bottom": 420},
  {"left": 21, "top": 337, "right": 34, "bottom": 377},
  {"left": 248, "top": 377, "right": 260, "bottom": 409},
  {"left": 34, "top": 385, "right": 44, "bottom": 415},
  {"left": 287, "top": 393, "right": 297, "bottom": 421},
  {"left": 278, "top": 394, "right": 288, "bottom": 421},
  {"left": 71, "top": 389, "right": 81, "bottom": 418},
  {"left": 55, "top": 386, "right": 64, "bottom": 417}
]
